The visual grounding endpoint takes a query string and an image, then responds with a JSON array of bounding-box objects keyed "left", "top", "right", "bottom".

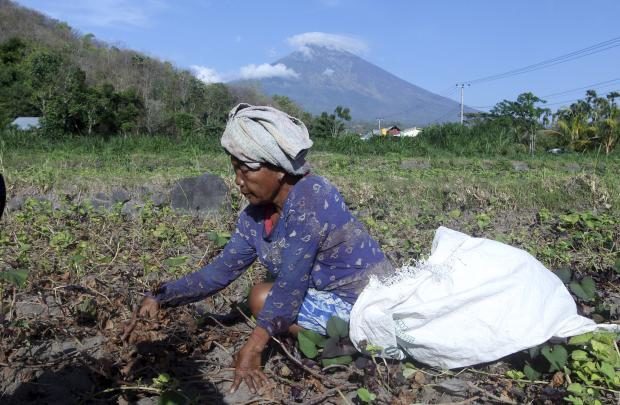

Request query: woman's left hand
[{"left": 230, "top": 327, "right": 270, "bottom": 394}]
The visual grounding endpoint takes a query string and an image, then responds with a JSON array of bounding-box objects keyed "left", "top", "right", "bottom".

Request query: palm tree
[{"left": 555, "top": 101, "right": 593, "bottom": 151}]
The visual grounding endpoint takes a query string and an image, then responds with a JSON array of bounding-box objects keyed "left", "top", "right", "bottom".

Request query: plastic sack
[{"left": 349, "top": 226, "right": 618, "bottom": 369}]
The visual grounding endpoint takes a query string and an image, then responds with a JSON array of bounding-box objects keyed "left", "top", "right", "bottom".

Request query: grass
[{"left": 2, "top": 129, "right": 618, "bottom": 271}]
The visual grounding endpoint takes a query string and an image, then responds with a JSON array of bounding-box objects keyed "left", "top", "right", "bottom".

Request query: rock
[
  {"left": 111, "top": 189, "right": 131, "bottom": 204},
  {"left": 91, "top": 197, "right": 112, "bottom": 210},
  {"left": 564, "top": 163, "right": 581, "bottom": 173},
  {"left": 150, "top": 191, "right": 169, "bottom": 207},
  {"left": 15, "top": 296, "right": 62, "bottom": 318},
  {"left": 6, "top": 195, "right": 25, "bottom": 212},
  {"left": 400, "top": 159, "right": 431, "bottom": 170},
  {"left": 121, "top": 200, "right": 141, "bottom": 219},
  {"left": 511, "top": 161, "right": 529, "bottom": 172},
  {"left": 94, "top": 192, "right": 108, "bottom": 200},
  {"left": 436, "top": 378, "right": 470, "bottom": 396},
  {"left": 170, "top": 173, "right": 228, "bottom": 215}
]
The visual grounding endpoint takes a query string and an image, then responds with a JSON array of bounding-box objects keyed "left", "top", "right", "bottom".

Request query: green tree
[
  {"left": 312, "top": 105, "right": 352, "bottom": 138},
  {"left": 0, "top": 37, "right": 37, "bottom": 126},
  {"left": 490, "top": 92, "right": 550, "bottom": 153},
  {"left": 272, "top": 94, "right": 313, "bottom": 126}
]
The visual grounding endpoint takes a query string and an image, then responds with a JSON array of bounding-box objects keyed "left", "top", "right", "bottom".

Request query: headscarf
[{"left": 221, "top": 103, "right": 313, "bottom": 175}]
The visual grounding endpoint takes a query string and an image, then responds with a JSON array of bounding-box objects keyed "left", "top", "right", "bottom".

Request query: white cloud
[
  {"left": 191, "top": 65, "right": 223, "bottom": 84},
  {"left": 322, "top": 68, "right": 335, "bottom": 76},
  {"left": 239, "top": 63, "right": 299, "bottom": 80},
  {"left": 287, "top": 32, "right": 368, "bottom": 56},
  {"left": 17, "top": 0, "right": 167, "bottom": 28}
]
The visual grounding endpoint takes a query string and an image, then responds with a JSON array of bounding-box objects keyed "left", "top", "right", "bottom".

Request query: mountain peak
[{"left": 237, "top": 49, "right": 471, "bottom": 125}]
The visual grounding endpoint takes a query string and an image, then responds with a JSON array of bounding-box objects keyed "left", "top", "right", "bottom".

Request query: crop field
[{"left": 0, "top": 133, "right": 619, "bottom": 404}]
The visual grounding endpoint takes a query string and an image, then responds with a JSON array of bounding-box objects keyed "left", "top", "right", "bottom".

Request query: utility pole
[
  {"left": 376, "top": 118, "right": 383, "bottom": 134},
  {"left": 456, "top": 83, "right": 470, "bottom": 124}
]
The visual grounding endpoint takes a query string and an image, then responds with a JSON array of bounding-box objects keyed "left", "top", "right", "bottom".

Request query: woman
[{"left": 135, "top": 104, "right": 393, "bottom": 394}]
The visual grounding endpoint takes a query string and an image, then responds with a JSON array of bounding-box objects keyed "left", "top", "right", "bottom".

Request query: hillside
[{"left": 0, "top": 0, "right": 244, "bottom": 135}]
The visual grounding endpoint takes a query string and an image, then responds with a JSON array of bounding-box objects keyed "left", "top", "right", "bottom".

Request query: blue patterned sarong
[{"left": 296, "top": 289, "right": 353, "bottom": 335}]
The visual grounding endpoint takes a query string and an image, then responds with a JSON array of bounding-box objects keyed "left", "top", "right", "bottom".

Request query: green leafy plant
[
  {"left": 569, "top": 276, "right": 597, "bottom": 302},
  {"left": 520, "top": 332, "right": 619, "bottom": 404},
  {"left": 356, "top": 387, "right": 376, "bottom": 403},
  {"left": 297, "top": 316, "right": 356, "bottom": 366},
  {"left": 206, "top": 230, "right": 230, "bottom": 248},
  {"left": 0, "top": 269, "right": 29, "bottom": 288}
]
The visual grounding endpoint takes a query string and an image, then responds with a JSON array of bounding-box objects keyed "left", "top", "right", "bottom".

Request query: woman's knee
[{"left": 248, "top": 282, "right": 273, "bottom": 316}]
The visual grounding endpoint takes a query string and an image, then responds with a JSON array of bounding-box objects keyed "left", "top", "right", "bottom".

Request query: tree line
[{"left": 466, "top": 90, "right": 619, "bottom": 155}]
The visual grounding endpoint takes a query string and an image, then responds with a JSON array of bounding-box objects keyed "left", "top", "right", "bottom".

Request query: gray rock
[
  {"left": 111, "top": 189, "right": 131, "bottom": 204},
  {"left": 15, "top": 296, "right": 62, "bottom": 318},
  {"left": 121, "top": 200, "right": 141, "bottom": 219},
  {"left": 91, "top": 198, "right": 112, "bottom": 210},
  {"left": 94, "top": 192, "right": 108, "bottom": 200},
  {"left": 6, "top": 195, "right": 25, "bottom": 212},
  {"left": 400, "top": 159, "right": 431, "bottom": 170},
  {"left": 150, "top": 191, "right": 169, "bottom": 207},
  {"left": 511, "top": 161, "right": 529, "bottom": 172},
  {"left": 436, "top": 378, "right": 470, "bottom": 395},
  {"left": 170, "top": 173, "right": 228, "bottom": 215}
]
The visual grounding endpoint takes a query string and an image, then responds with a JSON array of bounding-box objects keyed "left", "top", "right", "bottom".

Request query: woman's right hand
[
  {"left": 138, "top": 296, "right": 159, "bottom": 318},
  {"left": 121, "top": 296, "right": 160, "bottom": 342}
]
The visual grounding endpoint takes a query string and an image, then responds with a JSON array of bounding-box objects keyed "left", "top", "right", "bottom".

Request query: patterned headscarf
[{"left": 221, "top": 103, "right": 313, "bottom": 175}]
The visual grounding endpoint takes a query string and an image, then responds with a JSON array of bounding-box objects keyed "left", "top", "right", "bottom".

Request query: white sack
[{"left": 349, "top": 226, "right": 618, "bottom": 369}]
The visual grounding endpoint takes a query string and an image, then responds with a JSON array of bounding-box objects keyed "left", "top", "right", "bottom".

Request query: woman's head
[
  {"left": 221, "top": 103, "right": 313, "bottom": 176},
  {"left": 230, "top": 157, "right": 289, "bottom": 206}
]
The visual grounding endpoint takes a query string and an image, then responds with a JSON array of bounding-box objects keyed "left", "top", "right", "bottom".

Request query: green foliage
[
  {"left": 0, "top": 269, "right": 28, "bottom": 288},
  {"left": 541, "top": 344, "right": 568, "bottom": 372},
  {"left": 206, "top": 231, "right": 230, "bottom": 248},
  {"left": 554, "top": 268, "right": 573, "bottom": 284},
  {"left": 522, "top": 332, "right": 619, "bottom": 404},
  {"left": 569, "top": 276, "right": 597, "bottom": 302},
  {"left": 563, "top": 332, "right": 620, "bottom": 403},
  {"left": 505, "top": 369, "right": 526, "bottom": 380},
  {"left": 326, "top": 315, "right": 349, "bottom": 338},
  {"left": 555, "top": 90, "right": 620, "bottom": 155},
  {"left": 311, "top": 105, "right": 352, "bottom": 138},
  {"left": 296, "top": 316, "right": 357, "bottom": 367},
  {"left": 356, "top": 387, "right": 377, "bottom": 403},
  {"left": 298, "top": 330, "right": 320, "bottom": 359}
]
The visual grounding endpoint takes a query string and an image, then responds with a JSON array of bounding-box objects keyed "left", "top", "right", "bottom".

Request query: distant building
[
  {"left": 10, "top": 117, "right": 41, "bottom": 130},
  {"left": 400, "top": 127, "right": 422, "bottom": 137},
  {"left": 386, "top": 125, "right": 401, "bottom": 136}
]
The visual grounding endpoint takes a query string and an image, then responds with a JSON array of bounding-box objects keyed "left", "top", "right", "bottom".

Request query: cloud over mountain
[
  {"left": 239, "top": 63, "right": 299, "bottom": 80},
  {"left": 287, "top": 32, "right": 368, "bottom": 56},
  {"left": 191, "top": 65, "right": 222, "bottom": 84}
]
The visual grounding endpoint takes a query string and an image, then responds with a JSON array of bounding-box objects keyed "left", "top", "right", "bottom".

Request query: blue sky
[{"left": 15, "top": 0, "right": 620, "bottom": 111}]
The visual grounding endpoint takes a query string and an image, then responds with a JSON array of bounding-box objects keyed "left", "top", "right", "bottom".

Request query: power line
[
  {"left": 468, "top": 81, "right": 620, "bottom": 110},
  {"left": 544, "top": 91, "right": 619, "bottom": 107},
  {"left": 540, "top": 78, "right": 620, "bottom": 98},
  {"left": 464, "top": 35, "right": 620, "bottom": 85}
]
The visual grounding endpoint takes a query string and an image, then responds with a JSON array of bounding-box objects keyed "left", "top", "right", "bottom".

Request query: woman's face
[{"left": 231, "top": 157, "right": 284, "bottom": 206}]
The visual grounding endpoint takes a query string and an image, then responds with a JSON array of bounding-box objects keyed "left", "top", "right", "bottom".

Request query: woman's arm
[{"left": 154, "top": 215, "right": 257, "bottom": 307}]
